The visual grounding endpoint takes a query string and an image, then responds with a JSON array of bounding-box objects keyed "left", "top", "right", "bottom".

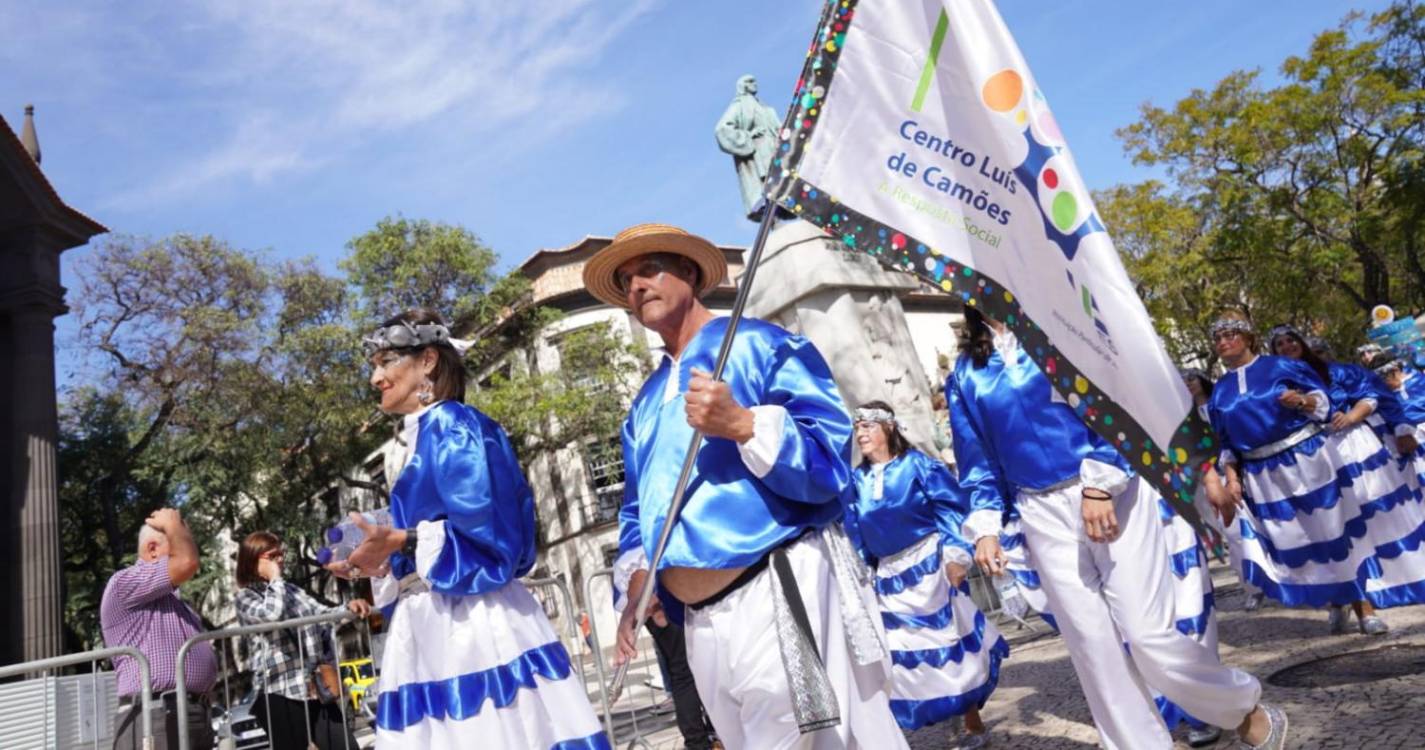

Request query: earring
[{"left": 418, "top": 377, "right": 435, "bottom": 405}]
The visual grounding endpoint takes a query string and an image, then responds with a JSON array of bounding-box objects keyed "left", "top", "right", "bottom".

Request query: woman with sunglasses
[
  {"left": 235, "top": 531, "right": 369, "bottom": 750},
  {"left": 948, "top": 307, "right": 1280, "bottom": 750},
  {"left": 327, "top": 308, "right": 606, "bottom": 749},
  {"left": 843, "top": 400, "right": 1007, "bottom": 749}
]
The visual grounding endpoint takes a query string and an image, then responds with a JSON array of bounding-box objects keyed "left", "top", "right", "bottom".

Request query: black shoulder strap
[{"left": 771, "top": 547, "right": 822, "bottom": 663}]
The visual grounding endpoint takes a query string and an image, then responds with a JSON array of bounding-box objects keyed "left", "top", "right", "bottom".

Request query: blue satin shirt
[
  {"left": 617, "top": 317, "right": 853, "bottom": 574},
  {"left": 845, "top": 449, "right": 973, "bottom": 564},
  {"left": 1207, "top": 355, "right": 1327, "bottom": 455},
  {"left": 1326, "top": 360, "right": 1410, "bottom": 429},
  {"left": 1393, "top": 370, "right": 1425, "bottom": 425},
  {"left": 946, "top": 339, "right": 1128, "bottom": 519},
  {"left": 387, "top": 401, "right": 537, "bottom": 596}
]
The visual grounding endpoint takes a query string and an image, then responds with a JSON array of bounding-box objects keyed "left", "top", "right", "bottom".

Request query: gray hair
[{"left": 137, "top": 524, "right": 166, "bottom": 554}]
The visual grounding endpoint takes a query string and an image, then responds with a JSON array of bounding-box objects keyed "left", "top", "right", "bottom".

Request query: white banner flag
[{"left": 767, "top": 0, "right": 1212, "bottom": 510}]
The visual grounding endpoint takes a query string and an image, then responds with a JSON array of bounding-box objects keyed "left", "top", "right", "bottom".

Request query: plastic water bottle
[
  {"left": 993, "top": 573, "right": 1028, "bottom": 619},
  {"left": 316, "top": 508, "right": 392, "bottom": 565}
]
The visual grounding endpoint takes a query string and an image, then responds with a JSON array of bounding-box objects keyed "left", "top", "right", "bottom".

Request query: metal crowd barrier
[
  {"left": 525, "top": 575, "right": 586, "bottom": 667},
  {"left": 583, "top": 568, "right": 657, "bottom": 750},
  {"left": 0, "top": 647, "right": 154, "bottom": 750},
  {"left": 176, "top": 609, "right": 356, "bottom": 750}
]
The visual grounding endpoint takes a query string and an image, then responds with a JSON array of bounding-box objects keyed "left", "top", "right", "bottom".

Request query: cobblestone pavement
[
  {"left": 906, "top": 562, "right": 1425, "bottom": 750},
  {"left": 615, "top": 561, "right": 1425, "bottom": 749}
]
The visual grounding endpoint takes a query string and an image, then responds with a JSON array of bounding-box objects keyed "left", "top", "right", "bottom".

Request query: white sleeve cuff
[
  {"left": 1358, "top": 397, "right": 1378, "bottom": 416},
  {"left": 941, "top": 544, "right": 972, "bottom": 568},
  {"left": 1395, "top": 423, "right": 1416, "bottom": 438},
  {"left": 1218, "top": 449, "right": 1238, "bottom": 467},
  {"left": 962, "top": 509, "right": 1004, "bottom": 543},
  {"left": 737, "top": 405, "right": 787, "bottom": 479},
  {"left": 611, "top": 547, "right": 648, "bottom": 614},
  {"left": 1304, "top": 389, "right": 1330, "bottom": 422},
  {"left": 1080, "top": 457, "right": 1131, "bottom": 497},
  {"left": 415, "top": 520, "right": 445, "bottom": 581}
]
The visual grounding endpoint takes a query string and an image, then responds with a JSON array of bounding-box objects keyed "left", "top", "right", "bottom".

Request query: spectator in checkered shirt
[{"left": 235, "top": 530, "right": 370, "bottom": 750}]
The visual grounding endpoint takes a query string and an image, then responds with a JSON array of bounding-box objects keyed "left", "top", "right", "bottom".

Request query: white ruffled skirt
[
  {"left": 1339, "top": 423, "right": 1425, "bottom": 608},
  {"left": 1228, "top": 425, "right": 1425, "bottom": 608},
  {"left": 374, "top": 581, "right": 608, "bottom": 750},
  {"left": 873, "top": 533, "right": 1008, "bottom": 730}
]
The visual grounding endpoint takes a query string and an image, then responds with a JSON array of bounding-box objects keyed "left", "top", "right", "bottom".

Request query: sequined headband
[
  {"left": 1373, "top": 357, "right": 1402, "bottom": 376},
  {"left": 1267, "top": 324, "right": 1302, "bottom": 344},
  {"left": 362, "top": 321, "right": 476, "bottom": 357},
  {"left": 1210, "top": 318, "right": 1253, "bottom": 337},
  {"left": 853, "top": 407, "right": 896, "bottom": 424}
]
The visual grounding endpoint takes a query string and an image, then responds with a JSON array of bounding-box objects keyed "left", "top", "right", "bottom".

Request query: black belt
[
  {"left": 118, "top": 690, "right": 210, "bottom": 710},
  {"left": 686, "top": 528, "right": 813, "bottom": 612}
]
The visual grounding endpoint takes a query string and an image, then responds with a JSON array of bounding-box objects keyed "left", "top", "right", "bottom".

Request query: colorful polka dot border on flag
[{"left": 765, "top": 0, "right": 1215, "bottom": 525}]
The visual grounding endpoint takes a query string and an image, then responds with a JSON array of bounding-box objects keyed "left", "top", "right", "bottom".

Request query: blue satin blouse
[
  {"left": 1393, "top": 370, "right": 1425, "bottom": 425},
  {"left": 946, "top": 339, "right": 1128, "bottom": 519},
  {"left": 1325, "top": 361, "right": 1411, "bottom": 429},
  {"left": 386, "top": 401, "right": 537, "bottom": 596},
  {"left": 617, "top": 317, "right": 852, "bottom": 573},
  {"left": 845, "top": 449, "right": 973, "bottom": 564},
  {"left": 1207, "top": 355, "right": 1327, "bottom": 454}
]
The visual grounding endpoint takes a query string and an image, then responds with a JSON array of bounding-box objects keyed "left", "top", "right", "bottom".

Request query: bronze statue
[{"left": 715, "top": 75, "right": 783, "bottom": 221}]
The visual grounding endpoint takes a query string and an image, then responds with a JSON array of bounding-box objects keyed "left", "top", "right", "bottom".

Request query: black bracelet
[
  {"left": 401, "top": 529, "right": 419, "bottom": 559},
  {"left": 1082, "top": 488, "right": 1113, "bottom": 501}
]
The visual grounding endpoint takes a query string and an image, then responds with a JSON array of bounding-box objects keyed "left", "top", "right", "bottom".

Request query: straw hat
[{"left": 582, "top": 223, "right": 727, "bottom": 309}]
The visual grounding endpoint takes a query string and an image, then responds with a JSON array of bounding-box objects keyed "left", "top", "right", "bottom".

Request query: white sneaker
[
  {"left": 1237, "top": 704, "right": 1288, "bottom": 749},
  {"left": 1360, "top": 614, "right": 1389, "bottom": 635}
]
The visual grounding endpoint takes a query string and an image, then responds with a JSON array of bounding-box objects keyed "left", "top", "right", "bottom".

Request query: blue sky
[{"left": 0, "top": 0, "right": 1391, "bottom": 372}]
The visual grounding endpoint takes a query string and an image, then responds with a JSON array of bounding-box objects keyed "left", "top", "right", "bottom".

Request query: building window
[{"left": 581, "top": 438, "right": 623, "bottom": 527}]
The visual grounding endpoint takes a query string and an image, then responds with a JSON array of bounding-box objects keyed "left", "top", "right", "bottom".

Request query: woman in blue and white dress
[
  {"left": 329, "top": 309, "right": 608, "bottom": 750},
  {"left": 948, "top": 307, "right": 1282, "bottom": 750},
  {"left": 1374, "top": 352, "right": 1425, "bottom": 456},
  {"left": 1268, "top": 325, "right": 1425, "bottom": 632},
  {"left": 1360, "top": 349, "right": 1425, "bottom": 482},
  {"left": 843, "top": 401, "right": 1007, "bottom": 748}
]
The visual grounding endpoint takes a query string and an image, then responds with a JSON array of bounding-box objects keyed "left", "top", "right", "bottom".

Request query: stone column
[
  {"left": 9, "top": 299, "right": 64, "bottom": 662},
  {"left": 0, "top": 222, "right": 67, "bottom": 665},
  {"left": 741, "top": 220, "right": 939, "bottom": 456}
]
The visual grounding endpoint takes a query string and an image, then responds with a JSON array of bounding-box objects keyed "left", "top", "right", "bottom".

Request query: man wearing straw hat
[{"left": 587, "top": 223, "right": 906, "bottom": 749}]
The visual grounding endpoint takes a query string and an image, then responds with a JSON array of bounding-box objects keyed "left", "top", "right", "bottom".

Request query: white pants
[
  {"left": 684, "top": 529, "right": 909, "bottom": 750},
  {"left": 1018, "top": 477, "right": 1262, "bottom": 750}
]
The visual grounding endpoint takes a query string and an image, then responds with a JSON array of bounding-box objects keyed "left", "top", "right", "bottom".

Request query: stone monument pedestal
[{"left": 741, "top": 219, "right": 938, "bottom": 456}]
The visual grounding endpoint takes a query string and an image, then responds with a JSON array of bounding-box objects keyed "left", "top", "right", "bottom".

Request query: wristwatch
[{"left": 401, "top": 529, "right": 419, "bottom": 560}]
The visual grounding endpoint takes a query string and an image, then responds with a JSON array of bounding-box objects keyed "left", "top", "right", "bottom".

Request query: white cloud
[{"left": 96, "top": 0, "right": 658, "bottom": 209}]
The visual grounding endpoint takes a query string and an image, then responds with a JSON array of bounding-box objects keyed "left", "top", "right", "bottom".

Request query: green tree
[
  {"left": 1107, "top": 1, "right": 1424, "bottom": 356},
  {"left": 341, "top": 216, "right": 502, "bottom": 325},
  {"left": 471, "top": 320, "right": 647, "bottom": 460},
  {"left": 64, "top": 235, "right": 378, "bottom": 631}
]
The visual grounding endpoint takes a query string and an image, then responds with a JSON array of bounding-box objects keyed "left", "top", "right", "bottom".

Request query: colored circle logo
[{"left": 982, "top": 70, "right": 1023, "bottom": 113}]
